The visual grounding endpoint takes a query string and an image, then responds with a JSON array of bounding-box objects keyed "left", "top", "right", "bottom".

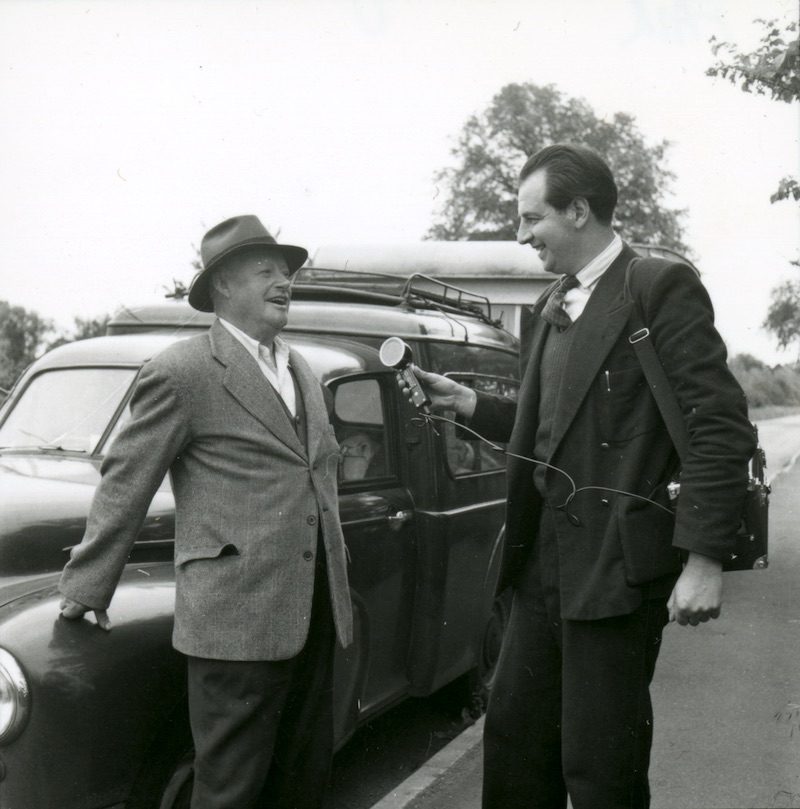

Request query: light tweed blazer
[{"left": 59, "top": 320, "right": 353, "bottom": 660}]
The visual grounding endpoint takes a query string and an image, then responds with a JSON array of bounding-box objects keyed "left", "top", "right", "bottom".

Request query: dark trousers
[
  {"left": 187, "top": 553, "right": 336, "bottom": 809},
  {"left": 483, "top": 508, "right": 669, "bottom": 809}
]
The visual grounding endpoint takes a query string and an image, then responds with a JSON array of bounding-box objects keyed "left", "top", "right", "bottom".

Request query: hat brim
[{"left": 188, "top": 243, "right": 308, "bottom": 312}]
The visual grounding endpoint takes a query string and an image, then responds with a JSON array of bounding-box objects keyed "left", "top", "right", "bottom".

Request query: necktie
[{"left": 540, "top": 274, "right": 580, "bottom": 330}]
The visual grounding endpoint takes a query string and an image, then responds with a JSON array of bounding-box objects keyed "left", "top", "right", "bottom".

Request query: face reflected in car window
[
  {"left": 331, "top": 378, "right": 389, "bottom": 482},
  {"left": 338, "top": 430, "right": 378, "bottom": 480}
]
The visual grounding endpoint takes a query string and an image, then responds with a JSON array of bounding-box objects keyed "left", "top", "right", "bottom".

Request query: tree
[
  {"left": 47, "top": 314, "right": 112, "bottom": 351},
  {"left": 707, "top": 14, "right": 800, "bottom": 354},
  {"left": 0, "top": 301, "right": 53, "bottom": 394},
  {"left": 72, "top": 314, "right": 111, "bottom": 341},
  {"left": 427, "top": 83, "right": 689, "bottom": 253},
  {"left": 729, "top": 351, "right": 800, "bottom": 409},
  {"left": 0, "top": 304, "right": 113, "bottom": 393},
  {"left": 707, "top": 14, "right": 800, "bottom": 202},
  {"left": 707, "top": 15, "right": 799, "bottom": 101},
  {"left": 764, "top": 278, "right": 800, "bottom": 355}
]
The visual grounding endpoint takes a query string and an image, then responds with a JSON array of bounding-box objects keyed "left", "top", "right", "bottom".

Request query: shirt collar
[
  {"left": 217, "top": 317, "right": 290, "bottom": 365},
  {"left": 574, "top": 232, "right": 623, "bottom": 290}
]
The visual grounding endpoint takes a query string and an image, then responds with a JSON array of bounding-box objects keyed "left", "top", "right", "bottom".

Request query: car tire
[
  {"left": 434, "top": 589, "right": 511, "bottom": 717},
  {"left": 463, "top": 588, "right": 511, "bottom": 713},
  {"left": 476, "top": 589, "right": 511, "bottom": 694}
]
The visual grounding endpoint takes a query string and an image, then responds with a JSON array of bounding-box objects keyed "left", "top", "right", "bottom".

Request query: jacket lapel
[
  {"left": 209, "top": 321, "right": 307, "bottom": 459},
  {"left": 511, "top": 292, "right": 553, "bottom": 452},
  {"left": 546, "top": 246, "right": 637, "bottom": 458}
]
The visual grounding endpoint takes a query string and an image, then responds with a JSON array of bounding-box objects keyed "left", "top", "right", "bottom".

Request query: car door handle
[{"left": 386, "top": 509, "right": 413, "bottom": 531}]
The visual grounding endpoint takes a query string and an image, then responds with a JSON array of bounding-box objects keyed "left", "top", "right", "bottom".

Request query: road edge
[
  {"left": 768, "top": 447, "right": 800, "bottom": 485},
  {"left": 367, "top": 715, "right": 485, "bottom": 809}
]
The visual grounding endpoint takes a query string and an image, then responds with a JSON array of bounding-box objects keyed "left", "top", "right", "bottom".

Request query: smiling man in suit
[
  {"left": 409, "top": 144, "right": 754, "bottom": 808},
  {"left": 59, "top": 215, "right": 352, "bottom": 809}
]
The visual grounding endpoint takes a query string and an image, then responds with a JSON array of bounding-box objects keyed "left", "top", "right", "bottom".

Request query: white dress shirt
[
  {"left": 562, "top": 233, "right": 623, "bottom": 322},
  {"left": 218, "top": 318, "right": 296, "bottom": 417}
]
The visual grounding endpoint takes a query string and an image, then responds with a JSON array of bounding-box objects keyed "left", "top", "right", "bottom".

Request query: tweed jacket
[
  {"left": 470, "top": 244, "right": 755, "bottom": 620},
  {"left": 60, "top": 320, "right": 353, "bottom": 660}
]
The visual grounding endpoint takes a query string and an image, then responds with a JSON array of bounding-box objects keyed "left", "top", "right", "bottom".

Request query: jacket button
[
  {"left": 600, "top": 442, "right": 610, "bottom": 450},
  {"left": 601, "top": 498, "right": 610, "bottom": 507},
  {"left": 303, "top": 550, "right": 314, "bottom": 561},
  {"left": 307, "top": 515, "right": 317, "bottom": 525}
]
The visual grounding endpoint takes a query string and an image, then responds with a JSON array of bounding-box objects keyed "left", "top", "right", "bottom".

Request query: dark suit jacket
[
  {"left": 470, "top": 244, "right": 755, "bottom": 620},
  {"left": 60, "top": 321, "right": 353, "bottom": 660}
]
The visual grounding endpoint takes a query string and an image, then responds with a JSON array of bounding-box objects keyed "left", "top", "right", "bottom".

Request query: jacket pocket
[
  {"left": 596, "top": 366, "right": 661, "bottom": 442},
  {"left": 616, "top": 498, "right": 682, "bottom": 586},
  {"left": 175, "top": 543, "right": 240, "bottom": 567}
]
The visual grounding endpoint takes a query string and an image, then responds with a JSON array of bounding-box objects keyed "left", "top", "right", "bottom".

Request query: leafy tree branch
[{"left": 427, "top": 83, "right": 689, "bottom": 254}]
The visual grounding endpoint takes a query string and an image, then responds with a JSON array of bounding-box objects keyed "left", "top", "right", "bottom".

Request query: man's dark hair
[{"left": 519, "top": 144, "right": 618, "bottom": 225}]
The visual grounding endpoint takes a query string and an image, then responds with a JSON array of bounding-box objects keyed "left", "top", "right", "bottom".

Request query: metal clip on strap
[{"left": 628, "top": 327, "right": 650, "bottom": 344}]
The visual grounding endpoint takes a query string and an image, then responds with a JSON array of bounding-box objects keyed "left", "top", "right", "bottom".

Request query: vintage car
[{"left": 0, "top": 271, "right": 519, "bottom": 808}]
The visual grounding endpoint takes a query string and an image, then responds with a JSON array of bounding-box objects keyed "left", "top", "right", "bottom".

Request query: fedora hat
[{"left": 188, "top": 215, "right": 309, "bottom": 312}]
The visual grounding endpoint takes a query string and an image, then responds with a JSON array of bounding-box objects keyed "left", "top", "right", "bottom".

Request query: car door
[
  {"left": 330, "top": 374, "right": 419, "bottom": 720},
  {"left": 405, "top": 342, "right": 520, "bottom": 694}
]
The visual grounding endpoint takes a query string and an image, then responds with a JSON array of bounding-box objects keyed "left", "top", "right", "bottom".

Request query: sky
[{"left": 1, "top": 0, "right": 798, "bottom": 364}]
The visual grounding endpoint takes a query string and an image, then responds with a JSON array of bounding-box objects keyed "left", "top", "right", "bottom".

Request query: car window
[
  {"left": 426, "top": 342, "right": 519, "bottom": 380},
  {"left": 422, "top": 344, "right": 519, "bottom": 477},
  {"left": 0, "top": 367, "right": 136, "bottom": 453},
  {"left": 442, "top": 374, "right": 519, "bottom": 477},
  {"left": 331, "top": 378, "right": 390, "bottom": 482}
]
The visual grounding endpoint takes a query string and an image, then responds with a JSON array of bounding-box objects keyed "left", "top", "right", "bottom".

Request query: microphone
[{"left": 379, "top": 337, "right": 431, "bottom": 414}]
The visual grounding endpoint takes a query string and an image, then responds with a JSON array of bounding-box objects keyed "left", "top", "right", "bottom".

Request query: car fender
[{"left": 0, "top": 564, "right": 183, "bottom": 809}]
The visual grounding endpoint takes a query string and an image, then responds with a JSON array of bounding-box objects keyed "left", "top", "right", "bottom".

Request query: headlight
[{"left": 0, "top": 649, "right": 30, "bottom": 745}]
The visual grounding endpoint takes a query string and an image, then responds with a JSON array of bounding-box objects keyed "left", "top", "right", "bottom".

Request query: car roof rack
[{"left": 291, "top": 268, "right": 500, "bottom": 327}]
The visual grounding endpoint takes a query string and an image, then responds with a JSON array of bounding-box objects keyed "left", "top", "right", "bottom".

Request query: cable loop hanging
[{"left": 412, "top": 411, "right": 674, "bottom": 520}]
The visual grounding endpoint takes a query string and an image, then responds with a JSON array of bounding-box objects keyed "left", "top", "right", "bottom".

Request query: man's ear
[
  {"left": 568, "top": 196, "right": 591, "bottom": 229},
  {"left": 211, "top": 270, "right": 230, "bottom": 301}
]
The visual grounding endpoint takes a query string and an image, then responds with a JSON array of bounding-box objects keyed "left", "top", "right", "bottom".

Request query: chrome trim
[{"left": 0, "top": 648, "right": 31, "bottom": 745}]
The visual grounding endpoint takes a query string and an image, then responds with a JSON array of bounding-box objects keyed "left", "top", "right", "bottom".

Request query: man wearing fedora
[{"left": 59, "top": 215, "right": 353, "bottom": 808}]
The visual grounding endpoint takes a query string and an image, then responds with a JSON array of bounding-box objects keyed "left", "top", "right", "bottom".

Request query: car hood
[{"left": 0, "top": 453, "right": 175, "bottom": 578}]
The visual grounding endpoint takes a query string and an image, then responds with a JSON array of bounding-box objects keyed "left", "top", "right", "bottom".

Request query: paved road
[
  {"left": 757, "top": 413, "right": 800, "bottom": 483},
  {"left": 648, "top": 420, "right": 800, "bottom": 808},
  {"left": 397, "top": 416, "right": 800, "bottom": 809},
  {"left": 325, "top": 685, "right": 475, "bottom": 809}
]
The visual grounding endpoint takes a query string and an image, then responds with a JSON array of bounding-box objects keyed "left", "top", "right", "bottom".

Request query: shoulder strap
[{"left": 625, "top": 258, "right": 690, "bottom": 462}]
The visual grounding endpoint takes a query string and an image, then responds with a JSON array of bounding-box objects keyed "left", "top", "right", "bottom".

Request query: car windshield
[{"left": 0, "top": 367, "right": 136, "bottom": 453}]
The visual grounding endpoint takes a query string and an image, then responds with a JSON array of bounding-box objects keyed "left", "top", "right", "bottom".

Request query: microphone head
[{"left": 379, "top": 337, "right": 413, "bottom": 369}]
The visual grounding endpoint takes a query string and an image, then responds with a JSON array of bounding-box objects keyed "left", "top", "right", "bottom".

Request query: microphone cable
[{"left": 411, "top": 410, "right": 674, "bottom": 527}]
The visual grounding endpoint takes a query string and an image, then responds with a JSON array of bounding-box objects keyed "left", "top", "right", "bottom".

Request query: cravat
[{"left": 540, "top": 274, "right": 581, "bottom": 330}]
